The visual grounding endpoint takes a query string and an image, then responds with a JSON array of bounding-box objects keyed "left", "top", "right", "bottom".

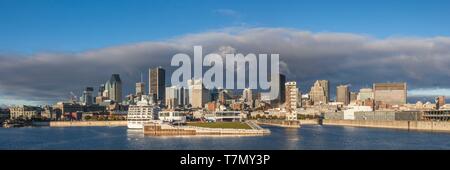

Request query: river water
[{"left": 0, "top": 125, "right": 449, "bottom": 149}]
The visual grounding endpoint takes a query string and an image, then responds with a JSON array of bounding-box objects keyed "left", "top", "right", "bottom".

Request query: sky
[
  {"left": 2, "top": 0, "right": 450, "bottom": 53},
  {"left": 1, "top": 0, "right": 450, "bottom": 105}
]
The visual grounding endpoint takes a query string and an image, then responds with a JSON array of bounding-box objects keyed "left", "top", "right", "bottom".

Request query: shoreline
[
  {"left": 49, "top": 121, "right": 127, "bottom": 127},
  {"left": 143, "top": 121, "right": 270, "bottom": 136},
  {"left": 322, "top": 119, "right": 450, "bottom": 132},
  {"left": 4, "top": 119, "right": 450, "bottom": 133}
]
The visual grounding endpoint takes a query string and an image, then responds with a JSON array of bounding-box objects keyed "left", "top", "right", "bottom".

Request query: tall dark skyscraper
[
  {"left": 81, "top": 87, "right": 94, "bottom": 106},
  {"left": 279, "top": 74, "right": 286, "bottom": 104},
  {"left": 108, "top": 74, "right": 122, "bottom": 103},
  {"left": 149, "top": 67, "right": 165, "bottom": 103}
]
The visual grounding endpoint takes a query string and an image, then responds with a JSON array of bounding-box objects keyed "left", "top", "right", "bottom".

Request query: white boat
[{"left": 127, "top": 95, "right": 160, "bottom": 129}]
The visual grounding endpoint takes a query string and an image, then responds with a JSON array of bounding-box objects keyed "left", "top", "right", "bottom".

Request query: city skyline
[
  {"left": 2, "top": 0, "right": 450, "bottom": 105},
  {"left": 0, "top": 58, "right": 449, "bottom": 106}
]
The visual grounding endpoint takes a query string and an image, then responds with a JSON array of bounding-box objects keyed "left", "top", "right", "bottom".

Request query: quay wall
[
  {"left": 143, "top": 123, "right": 270, "bottom": 136},
  {"left": 255, "top": 120, "right": 301, "bottom": 128},
  {"left": 323, "top": 119, "right": 450, "bottom": 132},
  {"left": 49, "top": 121, "right": 127, "bottom": 127},
  {"left": 299, "top": 119, "right": 319, "bottom": 125}
]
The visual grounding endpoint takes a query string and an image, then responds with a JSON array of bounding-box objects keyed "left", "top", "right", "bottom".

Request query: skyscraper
[
  {"left": 437, "top": 96, "right": 445, "bottom": 109},
  {"left": 165, "top": 86, "right": 188, "bottom": 109},
  {"left": 136, "top": 73, "right": 145, "bottom": 97},
  {"left": 98, "top": 84, "right": 105, "bottom": 96},
  {"left": 350, "top": 92, "right": 358, "bottom": 104},
  {"left": 103, "top": 82, "right": 110, "bottom": 98},
  {"left": 81, "top": 87, "right": 94, "bottom": 105},
  {"left": 242, "top": 88, "right": 253, "bottom": 102},
  {"left": 165, "top": 86, "right": 178, "bottom": 109},
  {"left": 278, "top": 74, "right": 286, "bottom": 104},
  {"left": 242, "top": 88, "right": 253, "bottom": 108},
  {"left": 149, "top": 67, "right": 165, "bottom": 104},
  {"left": 309, "top": 80, "right": 328, "bottom": 105},
  {"left": 318, "top": 80, "right": 330, "bottom": 102},
  {"left": 108, "top": 74, "right": 122, "bottom": 103},
  {"left": 285, "top": 81, "right": 299, "bottom": 112},
  {"left": 336, "top": 85, "right": 350, "bottom": 105},
  {"left": 136, "top": 82, "right": 145, "bottom": 97},
  {"left": 188, "top": 79, "right": 211, "bottom": 108}
]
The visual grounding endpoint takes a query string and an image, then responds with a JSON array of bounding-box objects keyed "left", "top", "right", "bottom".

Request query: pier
[
  {"left": 143, "top": 121, "right": 270, "bottom": 136},
  {"left": 49, "top": 121, "right": 127, "bottom": 127},
  {"left": 254, "top": 120, "right": 302, "bottom": 128},
  {"left": 323, "top": 119, "right": 450, "bottom": 132}
]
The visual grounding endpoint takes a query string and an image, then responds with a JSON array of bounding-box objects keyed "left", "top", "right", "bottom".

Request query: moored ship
[{"left": 127, "top": 95, "right": 160, "bottom": 129}]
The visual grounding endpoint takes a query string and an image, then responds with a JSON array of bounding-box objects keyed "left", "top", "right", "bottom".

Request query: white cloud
[{"left": 1, "top": 27, "right": 450, "bottom": 104}]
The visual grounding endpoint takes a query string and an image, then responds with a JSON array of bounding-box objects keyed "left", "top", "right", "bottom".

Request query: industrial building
[{"left": 373, "top": 82, "right": 407, "bottom": 105}]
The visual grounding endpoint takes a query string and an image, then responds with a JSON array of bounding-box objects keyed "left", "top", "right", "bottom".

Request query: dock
[
  {"left": 254, "top": 120, "right": 301, "bottom": 128},
  {"left": 143, "top": 121, "right": 270, "bottom": 136}
]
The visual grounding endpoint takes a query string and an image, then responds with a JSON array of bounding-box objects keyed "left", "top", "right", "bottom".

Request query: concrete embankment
[
  {"left": 255, "top": 120, "right": 320, "bottom": 127},
  {"left": 323, "top": 119, "right": 450, "bottom": 132},
  {"left": 144, "top": 122, "right": 270, "bottom": 136},
  {"left": 299, "top": 119, "right": 319, "bottom": 125},
  {"left": 49, "top": 121, "right": 127, "bottom": 127},
  {"left": 257, "top": 122, "right": 300, "bottom": 128}
]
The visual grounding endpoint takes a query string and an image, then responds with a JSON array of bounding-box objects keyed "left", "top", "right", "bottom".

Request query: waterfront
[{"left": 1, "top": 125, "right": 449, "bottom": 150}]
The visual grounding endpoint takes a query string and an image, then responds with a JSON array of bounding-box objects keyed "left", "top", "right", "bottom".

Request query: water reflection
[
  {"left": 1, "top": 125, "right": 450, "bottom": 149},
  {"left": 283, "top": 128, "right": 300, "bottom": 149}
]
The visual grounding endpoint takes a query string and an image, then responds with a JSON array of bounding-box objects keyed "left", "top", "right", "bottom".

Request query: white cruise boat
[{"left": 127, "top": 95, "right": 160, "bottom": 129}]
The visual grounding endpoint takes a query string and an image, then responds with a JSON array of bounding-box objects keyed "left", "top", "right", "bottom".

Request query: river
[{"left": 0, "top": 125, "right": 449, "bottom": 149}]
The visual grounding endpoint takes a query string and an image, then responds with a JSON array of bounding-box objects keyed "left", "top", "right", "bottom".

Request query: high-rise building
[
  {"left": 242, "top": 88, "right": 254, "bottom": 108},
  {"left": 103, "top": 82, "right": 110, "bottom": 98},
  {"left": 136, "top": 73, "right": 145, "bottom": 97},
  {"left": 309, "top": 80, "right": 328, "bottom": 105},
  {"left": 165, "top": 86, "right": 189, "bottom": 109},
  {"left": 81, "top": 87, "right": 94, "bottom": 105},
  {"left": 278, "top": 74, "right": 286, "bottom": 104},
  {"left": 108, "top": 74, "right": 122, "bottom": 103},
  {"left": 357, "top": 88, "right": 374, "bottom": 101},
  {"left": 336, "top": 85, "right": 350, "bottom": 105},
  {"left": 136, "top": 82, "right": 145, "bottom": 96},
  {"left": 242, "top": 88, "right": 253, "bottom": 102},
  {"left": 95, "top": 84, "right": 108, "bottom": 104},
  {"left": 98, "top": 84, "right": 105, "bottom": 97},
  {"left": 350, "top": 92, "right": 358, "bottom": 104},
  {"left": 318, "top": 80, "right": 330, "bottom": 102},
  {"left": 373, "top": 82, "right": 407, "bottom": 105},
  {"left": 149, "top": 67, "right": 165, "bottom": 104},
  {"left": 165, "top": 86, "right": 178, "bottom": 109},
  {"left": 285, "top": 81, "right": 299, "bottom": 112},
  {"left": 188, "top": 79, "right": 211, "bottom": 108},
  {"left": 437, "top": 96, "right": 445, "bottom": 108}
]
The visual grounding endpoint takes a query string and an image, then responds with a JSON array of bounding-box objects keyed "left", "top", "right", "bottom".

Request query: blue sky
[
  {"left": 1, "top": 0, "right": 450, "bottom": 53},
  {"left": 2, "top": 0, "right": 450, "bottom": 105}
]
